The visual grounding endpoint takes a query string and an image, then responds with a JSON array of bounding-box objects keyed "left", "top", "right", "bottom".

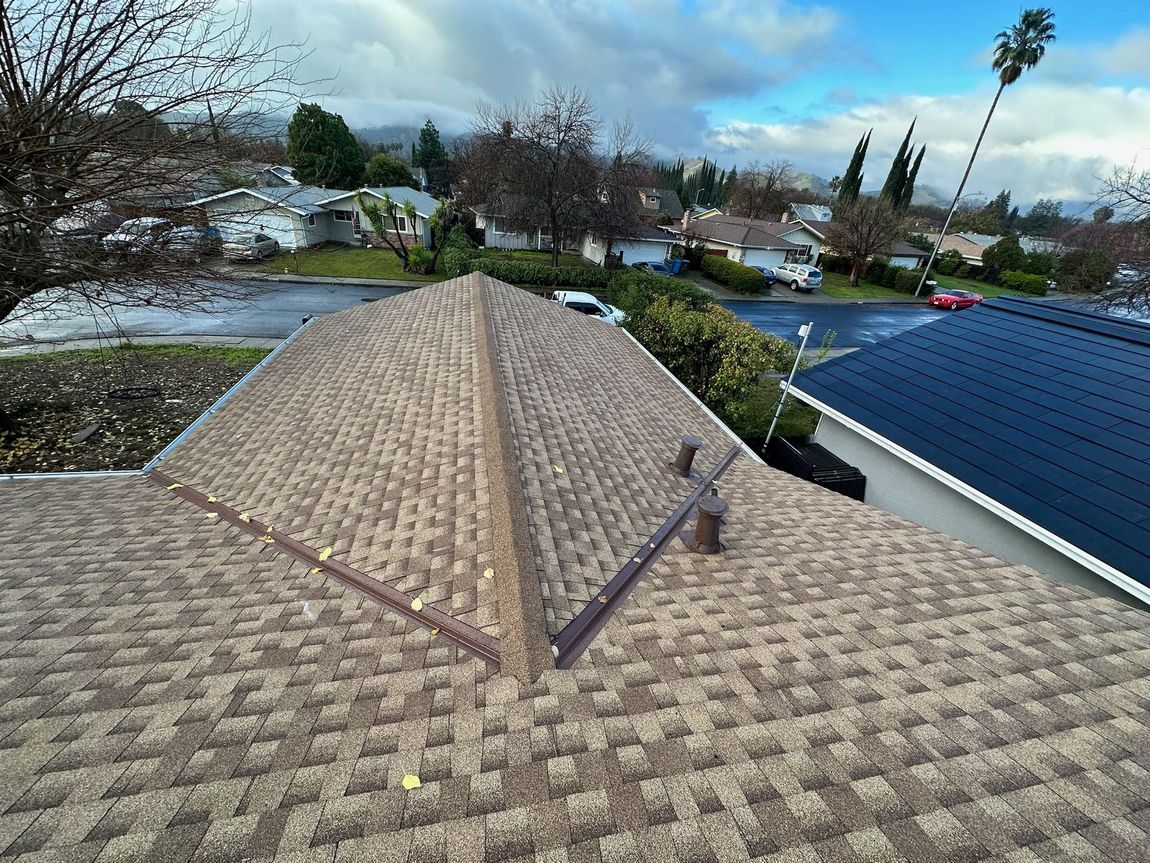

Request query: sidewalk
[
  {"left": 0, "top": 335, "right": 284, "bottom": 356},
  {"left": 209, "top": 261, "right": 430, "bottom": 290},
  {"left": 686, "top": 272, "right": 925, "bottom": 305}
]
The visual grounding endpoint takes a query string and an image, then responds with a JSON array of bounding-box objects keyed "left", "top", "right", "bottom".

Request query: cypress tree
[
  {"left": 838, "top": 130, "right": 870, "bottom": 205},
  {"left": 898, "top": 145, "right": 925, "bottom": 213},
  {"left": 879, "top": 120, "right": 915, "bottom": 206}
]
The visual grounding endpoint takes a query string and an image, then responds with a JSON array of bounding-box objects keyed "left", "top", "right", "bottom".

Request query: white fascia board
[
  {"left": 188, "top": 187, "right": 307, "bottom": 216},
  {"left": 790, "top": 386, "right": 1150, "bottom": 607}
]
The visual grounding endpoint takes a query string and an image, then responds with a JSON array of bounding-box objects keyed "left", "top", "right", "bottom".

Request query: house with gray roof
[
  {"left": 3, "top": 275, "right": 1150, "bottom": 861},
  {"left": 663, "top": 214, "right": 803, "bottom": 268}
]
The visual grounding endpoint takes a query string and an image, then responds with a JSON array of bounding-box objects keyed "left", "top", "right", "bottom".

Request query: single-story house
[
  {"left": 663, "top": 214, "right": 802, "bottom": 268},
  {"left": 794, "top": 220, "right": 928, "bottom": 269},
  {"left": 187, "top": 185, "right": 345, "bottom": 248},
  {"left": 6, "top": 275, "right": 1150, "bottom": 861},
  {"left": 471, "top": 200, "right": 550, "bottom": 250},
  {"left": 922, "top": 232, "right": 1061, "bottom": 266},
  {"left": 317, "top": 186, "right": 440, "bottom": 248},
  {"left": 792, "top": 296, "right": 1150, "bottom": 609},
  {"left": 786, "top": 201, "right": 833, "bottom": 222},
  {"left": 637, "top": 187, "right": 684, "bottom": 221},
  {"left": 579, "top": 225, "right": 675, "bottom": 266}
]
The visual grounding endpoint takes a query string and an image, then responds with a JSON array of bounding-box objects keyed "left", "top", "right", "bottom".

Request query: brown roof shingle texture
[
  {"left": 156, "top": 283, "right": 500, "bottom": 634},
  {"left": 3, "top": 275, "right": 1150, "bottom": 862}
]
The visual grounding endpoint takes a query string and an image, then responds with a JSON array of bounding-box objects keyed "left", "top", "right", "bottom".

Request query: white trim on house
[
  {"left": 186, "top": 187, "right": 311, "bottom": 215},
  {"left": 317, "top": 188, "right": 435, "bottom": 217},
  {"left": 790, "top": 387, "right": 1150, "bottom": 607}
]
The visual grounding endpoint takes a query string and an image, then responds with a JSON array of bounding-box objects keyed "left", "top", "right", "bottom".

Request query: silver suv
[{"left": 773, "top": 263, "right": 822, "bottom": 292}]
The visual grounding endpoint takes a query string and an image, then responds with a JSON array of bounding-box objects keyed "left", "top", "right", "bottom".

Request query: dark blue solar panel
[{"left": 795, "top": 297, "right": 1150, "bottom": 586}]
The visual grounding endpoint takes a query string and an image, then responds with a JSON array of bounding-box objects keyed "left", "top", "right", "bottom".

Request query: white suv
[
  {"left": 773, "top": 263, "right": 823, "bottom": 292},
  {"left": 549, "top": 291, "right": 626, "bottom": 325}
]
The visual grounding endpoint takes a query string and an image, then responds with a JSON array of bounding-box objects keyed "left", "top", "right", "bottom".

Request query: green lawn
[
  {"left": 260, "top": 246, "right": 447, "bottom": 281},
  {"left": 817, "top": 272, "right": 908, "bottom": 299},
  {"left": 929, "top": 273, "right": 1017, "bottom": 298}
]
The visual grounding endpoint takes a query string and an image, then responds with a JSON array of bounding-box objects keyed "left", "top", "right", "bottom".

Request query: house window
[
  {"left": 393, "top": 215, "right": 408, "bottom": 233},
  {"left": 493, "top": 218, "right": 514, "bottom": 236},
  {"left": 332, "top": 211, "right": 353, "bottom": 222},
  {"left": 307, "top": 214, "right": 316, "bottom": 226}
]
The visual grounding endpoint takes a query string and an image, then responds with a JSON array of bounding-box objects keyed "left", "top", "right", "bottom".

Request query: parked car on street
[
  {"left": 102, "top": 217, "right": 173, "bottom": 253},
  {"left": 630, "top": 261, "right": 673, "bottom": 277},
  {"left": 929, "top": 288, "right": 984, "bottom": 310},
  {"left": 748, "top": 265, "right": 778, "bottom": 287},
  {"left": 773, "top": 263, "right": 822, "bottom": 292},
  {"left": 549, "top": 290, "right": 626, "bottom": 325},
  {"left": 222, "top": 233, "right": 280, "bottom": 260}
]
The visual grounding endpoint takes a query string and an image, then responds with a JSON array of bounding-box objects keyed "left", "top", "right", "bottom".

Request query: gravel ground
[{"left": 1, "top": 344, "right": 269, "bottom": 472}]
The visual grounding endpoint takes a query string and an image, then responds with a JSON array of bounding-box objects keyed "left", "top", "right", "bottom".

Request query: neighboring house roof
[
  {"left": 668, "top": 216, "right": 801, "bottom": 250},
  {"left": 924, "top": 232, "right": 987, "bottom": 263},
  {"left": 187, "top": 184, "right": 349, "bottom": 216},
  {"left": 637, "top": 187, "right": 684, "bottom": 219},
  {"left": 317, "top": 186, "right": 440, "bottom": 217},
  {"left": 251, "top": 165, "right": 300, "bottom": 186},
  {"left": 887, "top": 240, "right": 929, "bottom": 258},
  {"left": 789, "top": 202, "right": 833, "bottom": 222},
  {"left": 5, "top": 276, "right": 1150, "bottom": 861},
  {"left": 793, "top": 296, "right": 1150, "bottom": 603},
  {"left": 590, "top": 225, "right": 673, "bottom": 243}
]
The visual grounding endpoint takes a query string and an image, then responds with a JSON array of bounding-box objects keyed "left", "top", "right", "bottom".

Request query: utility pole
[{"left": 765, "top": 322, "right": 814, "bottom": 448}]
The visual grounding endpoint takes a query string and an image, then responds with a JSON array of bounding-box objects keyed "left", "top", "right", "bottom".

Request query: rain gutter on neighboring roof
[
  {"left": 791, "top": 386, "right": 1150, "bottom": 608},
  {"left": 143, "top": 317, "right": 317, "bottom": 474},
  {"left": 0, "top": 470, "right": 140, "bottom": 481}
]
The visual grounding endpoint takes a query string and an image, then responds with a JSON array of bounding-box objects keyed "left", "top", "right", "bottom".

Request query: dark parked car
[
  {"left": 159, "top": 226, "right": 222, "bottom": 259},
  {"left": 929, "top": 288, "right": 983, "bottom": 310},
  {"left": 748, "top": 265, "right": 778, "bottom": 287},
  {"left": 630, "top": 261, "right": 673, "bottom": 277}
]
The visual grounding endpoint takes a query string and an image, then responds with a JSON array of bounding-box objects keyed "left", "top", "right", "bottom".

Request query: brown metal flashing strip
[
  {"left": 472, "top": 275, "right": 555, "bottom": 682},
  {"left": 147, "top": 468, "right": 501, "bottom": 666},
  {"left": 550, "top": 443, "right": 743, "bottom": 669}
]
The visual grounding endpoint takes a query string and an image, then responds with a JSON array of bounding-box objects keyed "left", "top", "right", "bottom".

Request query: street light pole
[
  {"left": 913, "top": 191, "right": 985, "bottom": 297},
  {"left": 765, "top": 322, "right": 814, "bottom": 448}
]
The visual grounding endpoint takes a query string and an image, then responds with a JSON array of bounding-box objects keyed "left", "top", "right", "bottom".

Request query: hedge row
[
  {"left": 699, "top": 254, "right": 765, "bottom": 294},
  {"left": 465, "top": 257, "right": 614, "bottom": 288},
  {"left": 999, "top": 270, "right": 1048, "bottom": 295}
]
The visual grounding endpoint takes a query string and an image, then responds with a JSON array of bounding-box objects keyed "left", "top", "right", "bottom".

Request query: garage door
[{"left": 212, "top": 211, "right": 298, "bottom": 248}]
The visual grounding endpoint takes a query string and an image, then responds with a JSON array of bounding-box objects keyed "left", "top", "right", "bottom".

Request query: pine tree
[
  {"left": 285, "top": 103, "right": 365, "bottom": 189},
  {"left": 410, "top": 141, "right": 417, "bottom": 165},
  {"left": 879, "top": 120, "right": 915, "bottom": 206},
  {"left": 838, "top": 130, "right": 870, "bottom": 205},
  {"left": 898, "top": 146, "right": 925, "bottom": 213},
  {"left": 415, "top": 119, "right": 450, "bottom": 192}
]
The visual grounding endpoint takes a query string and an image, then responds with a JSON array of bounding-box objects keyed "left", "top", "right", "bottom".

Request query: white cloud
[{"left": 707, "top": 82, "right": 1150, "bottom": 206}]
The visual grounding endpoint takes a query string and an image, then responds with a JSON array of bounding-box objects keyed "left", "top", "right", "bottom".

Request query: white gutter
[
  {"left": 621, "top": 328, "right": 764, "bottom": 465},
  {"left": 187, "top": 187, "right": 310, "bottom": 216},
  {"left": 791, "top": 386, "right": 1150, "bottom": 607}
]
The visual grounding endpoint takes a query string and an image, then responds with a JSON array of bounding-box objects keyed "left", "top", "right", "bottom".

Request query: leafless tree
[
  {"left": 727, "top": 160, "right": 796, "bottom": 221},
  {"left": 1092, "top": 163, "right": 1150, "bottom": 309},
  {"left": 0, "top": 0, "right": 305, "bottom": 329},
  {"left": 824, "top": 198, "right": 903, "bottom": 285},
  {"left": 464, "top": 87, "right": 648, "bottom": 266}
]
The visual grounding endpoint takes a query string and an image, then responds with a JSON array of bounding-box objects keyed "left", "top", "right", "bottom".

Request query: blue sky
[{"left": 253, "top": 0, "right": 1150, "bottom": 206}]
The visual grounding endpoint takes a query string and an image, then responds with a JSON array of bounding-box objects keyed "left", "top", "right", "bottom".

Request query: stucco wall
[{"left": 812, "top": 414, "right": 1145, "bottom": 609}]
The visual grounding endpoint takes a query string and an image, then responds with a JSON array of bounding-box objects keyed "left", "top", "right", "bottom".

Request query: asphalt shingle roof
[
  {"left": 793, "top": 297, "right": 1150, "bottom": 590},
  {"left": 4, "top": 277, "right": 1150, "bottom": 861}
]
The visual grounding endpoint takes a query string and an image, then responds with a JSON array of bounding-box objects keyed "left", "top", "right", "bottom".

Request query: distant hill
[{"left": 352, "top": 124, "right": 462, "bottom": 151}]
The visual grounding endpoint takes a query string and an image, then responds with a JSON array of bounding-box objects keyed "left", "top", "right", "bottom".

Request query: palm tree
[{"left": 915, "top": 8, "right": 1056, "bottom": 296}]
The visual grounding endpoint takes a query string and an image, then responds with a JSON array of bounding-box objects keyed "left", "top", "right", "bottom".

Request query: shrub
[
  {"left": 820, "top": 254, "right": 852, "bottom": 275},
  {"left": 606, "top": 271, "right": 711, "bottom": 318},
  {"left": 935, "top": 249, "right": 963, "bottom": 276},
  {"left": 1056, "top": 248, "right": 1116, "bottom": 293},
  {"left": 865, "top": 257, "right": 889, "bottom": 284},
  {"left": 981, "top": 235, "right": 1025, "bottom": 281},
  {"left": 624, "top": 297, "right": 795, "bottom": 424},
  {"left": 470, "top": 258, "right": 613, "bottom": 288},
  {"left": 956, "top": 263, "right": 973, "bottom": 278},
  {"left": 882, "top": 266, "right": 898, "bottom": 288},
  {"left": 406, "top": 244, "right": 435, "bottom": 275},
  {"left": 441, "top": 225, "right": 478, "bottom": 277},
  {"left": 893, "top": 268, "right": 926, "bottom": 294},
  {"left": 999, "top": 270, "right": 1048, "bottom": 295},
  {"left": 700, "top": 254, "right": 766, "bottom": 294}
]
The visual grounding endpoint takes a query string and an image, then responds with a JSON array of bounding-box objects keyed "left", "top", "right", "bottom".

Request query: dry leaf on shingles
[
  {"left": 309, "top": 567, "right": 321, "bottom": 575},
  {"left": 318, "top": 546, "right": 333, "bottom": 562},
  {"left": 552, "top": 465, "right": 564, "bottom": 475},
  {"left": 482, "top": 567, "right": 494, "bottom": 580},
  {"left": 401, "top": 774, "right": 421, "bottom": 790},
  {"left": 430, "top": 627, "right": 440, "bottom": 637},
  {"left": 598, "top": 595, "right": 609, "bottom": 604},
  {"left": 238, "top": 513, "right": 251, "bottom": 523},
  {"left": 166, "top": 482, "right": 182, "bottom": 490},
  {"left": 207, "top": 495, "right": 217, "bottom": 503},
  {"left": 411, "top": 597, "right": 424, "bottom": 612},
  {"left": 205, "top": 512, "right": 219, "bottom": 520}
]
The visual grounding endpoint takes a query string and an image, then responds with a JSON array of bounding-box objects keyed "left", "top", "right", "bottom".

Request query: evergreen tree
[
  {"left": 724, "top": 166, "right": 738, "bottom": 200},
  {"left": 415, "top": 119, "right": 450, "bottom": 192},
  {"left": 410, "top": 141, "right": 417, "bottom": 165},
  {"left": 879, "top": 120, "right": 915, "bottom": 206},
  {"left": 365, "top": 153, "right": 417, "bottom": 188},
  {"left": 898, "top": 145, "right": 925, "bottom": 213},
  {"left": 986, "top": 189, "right": 1011, "bottom": 233},
  {"left": 838, "top": 130, "right": 870, "bottom": 205},
  {"left": 285, "top": 103, "right": 364, "bottom": 189}
]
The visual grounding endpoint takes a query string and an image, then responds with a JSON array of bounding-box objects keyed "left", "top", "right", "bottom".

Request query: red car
[{"left": 929, "top": 288, "right": 983, "bottom": 310}]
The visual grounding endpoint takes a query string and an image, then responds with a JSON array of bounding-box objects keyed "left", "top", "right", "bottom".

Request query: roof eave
[{"left": 790, "top": 386, "right": 1150, "bottom": 607}]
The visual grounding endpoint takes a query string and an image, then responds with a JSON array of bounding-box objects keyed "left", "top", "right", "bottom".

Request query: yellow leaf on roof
[
  {"left": 207, "top": 495, "right": 217, "bottom": 503},
  {"left": 318, "top": 546, "right": 333, "bottom": 562},
  {"left": 411, "top": 597, "right": 424, "bottom": 612},
  {"left": 482, "top": 567, "right": 494, "bottom": 580},
  {"left": 552, "top": 465, "right": 564, "bottom": 474},
  {"left": 430, "top": 627, "right": 440, "bottom": 637},
  {"left": 309, "top": 567, "right": 321, "bottom": 575},
  {"left": 166, "top": 482, "right": 183, "bottom": 490},
  {"left": 238, "top": 513, "right": 250, "bottom": 523},
  {"left": 598, "top": 595, "right": 608, "bottom": 604},
  {"left": 205, "top": 512, "right": 219, "bottom": 520},
  {"left": 401, "top": 774, "right": 421, "bottom": 790}
]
